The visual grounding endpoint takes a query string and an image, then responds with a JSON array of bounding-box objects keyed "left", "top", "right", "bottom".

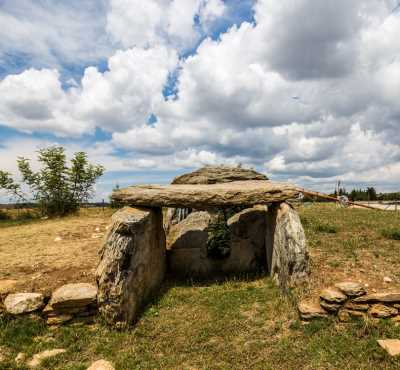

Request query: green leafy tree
[{"left": 0, "top": 146, "right": 104, "bottom": 217}]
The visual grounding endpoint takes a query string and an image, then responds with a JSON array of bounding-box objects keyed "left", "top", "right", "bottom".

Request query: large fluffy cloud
[
  {"left": 106, "top": 0, "right": 227, "bottom": 51},
  {"left": 1, "top": 0, "right": 400, "bottom": 192},
  {"left": 0, "top": 0, "right": 111, "bottom": 72}
]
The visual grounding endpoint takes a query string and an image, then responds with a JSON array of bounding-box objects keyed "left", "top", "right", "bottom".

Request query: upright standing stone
[
  {"left": 222, "top": 206, "right": 267, "bottom": 273},
  {"left": 96, "top": 206, "right": 166, "bottom": 327},
  {"left": 266, "top": 202, "right": 310, "bottom": 290}
]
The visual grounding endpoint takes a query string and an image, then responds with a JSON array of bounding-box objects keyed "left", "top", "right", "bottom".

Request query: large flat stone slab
[{"left": 112, "top": 181, "right": 299, "bottom": 209}]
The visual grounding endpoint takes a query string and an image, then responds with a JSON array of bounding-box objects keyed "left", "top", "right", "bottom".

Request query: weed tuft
[
  {"left": 315, "top": 223, "right": 338, "bottom": 234},
  {"left": 381, "top": 228, "right": 400, "bottom": 240}
]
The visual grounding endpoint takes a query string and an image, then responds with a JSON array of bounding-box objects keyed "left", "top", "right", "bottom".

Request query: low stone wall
[
  {"left": 298, "top": 282, "right": 400, "bottom": 323},
  {"left": 1, "top": 283, "right": 98, "bottom": 325}
]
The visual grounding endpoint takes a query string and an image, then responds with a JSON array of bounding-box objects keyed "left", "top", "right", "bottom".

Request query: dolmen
[{"left": 96, "top": 166, "right": 310, "bottom": 327}]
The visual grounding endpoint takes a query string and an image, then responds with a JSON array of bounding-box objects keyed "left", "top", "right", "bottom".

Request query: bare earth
[
  {"left": 0, "top": 208, "right": 114, "bottom": 295},
  {"left": 1, "top": 204, "right": 400, "bottom": 298}
]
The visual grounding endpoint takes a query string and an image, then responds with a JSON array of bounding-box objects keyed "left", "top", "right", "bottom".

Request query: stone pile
[
  {"left": 1, "top": 283, "right": 98, "bottom": 326},
  {"left": 298, "top": 282, "right": 400, "bottom": 322}
]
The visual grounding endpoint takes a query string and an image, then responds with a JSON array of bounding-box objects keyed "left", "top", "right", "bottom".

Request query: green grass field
[{"left": 1, "top": 204, "right": 400, "bottom": 369}]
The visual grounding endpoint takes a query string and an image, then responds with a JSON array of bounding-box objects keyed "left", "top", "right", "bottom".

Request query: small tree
[{"left": 0, "top": 146, "right": 104, "bottom": 217}]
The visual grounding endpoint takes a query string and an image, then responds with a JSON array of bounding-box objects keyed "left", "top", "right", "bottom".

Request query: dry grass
[
  {"left": 298, "top": 203, "right": 400, "bottom": 298},
  {"left": 0, "top": 208, "right": 114, "bottom": 294}
]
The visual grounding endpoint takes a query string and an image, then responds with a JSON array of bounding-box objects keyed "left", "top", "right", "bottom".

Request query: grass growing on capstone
[{"left": 1, "top": 204, "right": 400, "bottom": 369}]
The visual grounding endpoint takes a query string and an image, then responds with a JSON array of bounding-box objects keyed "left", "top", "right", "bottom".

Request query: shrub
[
  {"left": 0, "top": 146, "right": 104, "bottom": 217},
  {"left": 16, "top": 210, "right": 39, "bottom": 221},
  {"left": 207, "top": 211, "right": 231, "bottom": 259},
  {"left": 315, "top": 223, "right": 338, "bottom": 234},
  {"left": 381, "top": 229, "right": 400, "bottom": 240},
  {"left": 0, "top": 209, "right": 11, "bottom": 220}
]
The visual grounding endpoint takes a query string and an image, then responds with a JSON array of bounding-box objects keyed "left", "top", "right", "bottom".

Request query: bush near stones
[{"left": 381, "top": 228, "right": 400, "bottom": 241}]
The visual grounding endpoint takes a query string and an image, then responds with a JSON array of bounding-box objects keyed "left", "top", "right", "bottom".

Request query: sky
[{"left": 0, "top": 0, "right": 400, "bottom": 202}]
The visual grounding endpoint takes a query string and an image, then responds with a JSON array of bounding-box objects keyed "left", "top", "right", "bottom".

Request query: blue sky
[{"left": 0, "top": 0, "right": 400, "bottom": 202}]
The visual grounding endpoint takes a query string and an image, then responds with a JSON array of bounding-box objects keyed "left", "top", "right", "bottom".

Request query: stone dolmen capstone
[
  {"left": 97, "top": 166, "right": 310, "bottom": 327},
  {"left": 111, "top": 181, "right": 300, "bottom": 209}
]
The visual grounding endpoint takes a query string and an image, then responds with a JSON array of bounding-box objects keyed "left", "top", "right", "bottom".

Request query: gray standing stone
[
  {"left": 167, "top": 211, "right": 211, "bottom": 250},
  {"left": 96, "top": 207, "right": 166, "bottom": 327},
  {"left": 266, "top": 202, "right": 310, "bottom": 289},
  {"left": 222, "top": 206, "right": 267, "bottom": 273},
  {"left": 167, "top": 211, "right": 216, "bottom": 277}
]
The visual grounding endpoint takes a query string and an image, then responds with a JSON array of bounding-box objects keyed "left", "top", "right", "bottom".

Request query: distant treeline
[
  {"left": 0, "top": 202, "right": 110, "bottom": 210},
  {"left": 332, "top": 187, "right": 400, "bottom": 201}
]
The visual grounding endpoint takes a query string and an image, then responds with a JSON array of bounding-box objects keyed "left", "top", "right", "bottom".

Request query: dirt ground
[
  {"left": 1, "top": 204, "right": 400, "bottom": 298},
  {"left": 0, "top": 208, "right": 114, "bottom": 295}
]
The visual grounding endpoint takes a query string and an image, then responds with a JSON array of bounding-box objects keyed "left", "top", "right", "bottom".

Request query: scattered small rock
[
  {"left": 47, "top": 314, "right": 73, "bottom": 325},
  {"left": 54, "top": 237, "right": 62, "bottom": 242},
  {"left": 384, "top": 276, "right": 393, "bottom": 283},
  {"left": 15, "top": 352, "right": 27, "bottom": 365},
  {"left": 320, "top": 300, "right": 341, "bottom": 313},
  {"left": 377, "top": 339, "right": 400, "bottom": 357},
  {"left": 27, "top": 349, "right": 66, "bottom": 368},
  {"left": 338, "top": 310, "right": 349, "bottom": 322},
  {"left": 4, "top": 293, "right": 44, "bottom": 315},
  {"left": 391, "top": 316, "right": 400, "bottom": 324},
  {"left": 0, "top": 346, "right": 7, "bottom": 362},
  {"left": 320, "top": 288, "right": 347, "bottom": 303},
  {"left": 344, "top": 302, "right": 369, "bottom": 311},
  {"left": 298, "top": 300, "right": 328, "bottom": 320},
  {"left": 50, "top": 283, "right": 97, "bottom": 309},
  {"left": 338, "top": 309, "right": 366, "bottom": 322},
  {"left": 87, "top": 359, "right": 115, "bottom": 370},
  {"left": 369, "top": 304, "right": 398, "bottom": 318},
  {"left": 334, "top": 281, "right": 366, "bottom": 297}
]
